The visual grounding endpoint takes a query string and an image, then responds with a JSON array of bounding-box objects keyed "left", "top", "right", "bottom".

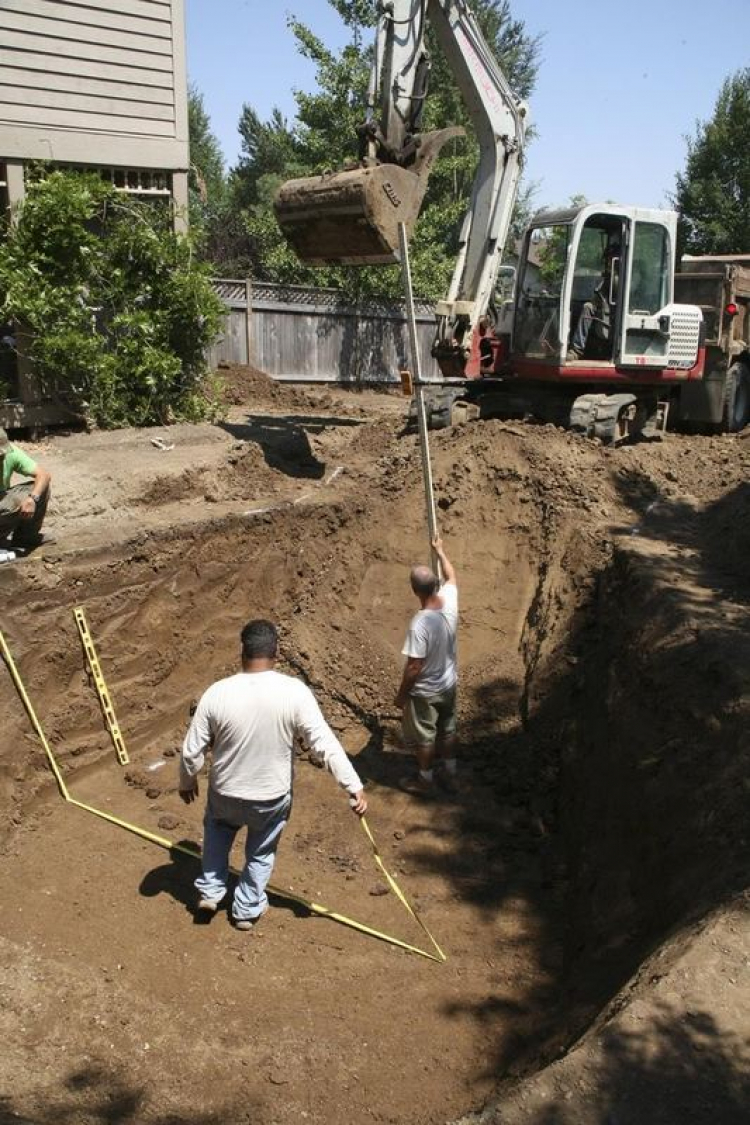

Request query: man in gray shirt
[
  {"left": 396, "top": 538, "right": 459, "bottom": 797},
  {"left": 180, "top": 619, "right": 367, "bottom": 929}
]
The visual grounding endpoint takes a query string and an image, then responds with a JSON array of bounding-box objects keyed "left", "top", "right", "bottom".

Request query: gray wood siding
[
  {"left": 0, "top": 0, "right": 188, "bottom": 169},
  {"left": 208, "top": 282, "right": 442, "bottom": 385}
]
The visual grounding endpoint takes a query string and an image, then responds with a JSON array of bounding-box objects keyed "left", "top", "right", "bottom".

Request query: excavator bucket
[{"left": 274, "top": 164, "right": 426, "bottom": 266}]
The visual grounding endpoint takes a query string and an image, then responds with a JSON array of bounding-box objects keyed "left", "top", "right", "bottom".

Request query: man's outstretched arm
[
  {"left": 296, "top": 687, "right": 367, "bottom": 816},
  {"left": 432, "top": 537, "right": 456, "bottom": 585}
]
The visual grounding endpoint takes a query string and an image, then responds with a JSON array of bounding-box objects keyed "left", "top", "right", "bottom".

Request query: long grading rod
[{"left": 398, "top": 222, "right": 442, "bottom": 579}]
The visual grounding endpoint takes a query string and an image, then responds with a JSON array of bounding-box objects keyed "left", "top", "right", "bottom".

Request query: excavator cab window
[
  {"left": 568, "top": 219, "right": 624, "bottom": 361},
  {"left": 513, "top": 224, "right": 570, "bottom": 358},
  {"left": 627, "top": 223, "right": 670, "bottom": 316}
]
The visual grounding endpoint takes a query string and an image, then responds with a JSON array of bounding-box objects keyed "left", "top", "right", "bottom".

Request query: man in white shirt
[
  {"left": 395, "top": 537, "right": 459, "bottom": 797},
  {"left": 180, "top": 619, "right": 367, "bottom": 929}
]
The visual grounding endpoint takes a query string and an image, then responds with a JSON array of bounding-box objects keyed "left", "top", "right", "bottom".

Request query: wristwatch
[{"left": 30, "top": 494, "right": 40, "bottom": 506}]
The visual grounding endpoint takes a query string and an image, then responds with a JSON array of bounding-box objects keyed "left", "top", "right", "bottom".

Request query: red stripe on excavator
[{"left": 507, "top": 347, "right": 706, "bottom": 384}]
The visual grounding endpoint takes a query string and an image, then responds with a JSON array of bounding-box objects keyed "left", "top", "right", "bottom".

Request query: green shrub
[{"left": 0, "top": 171, "right": 225, "bottom": 428}]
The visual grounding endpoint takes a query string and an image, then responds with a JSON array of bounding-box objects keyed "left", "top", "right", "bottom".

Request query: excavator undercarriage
[{"left": 408, "top": 381, "right": 669, "bottom": 445}]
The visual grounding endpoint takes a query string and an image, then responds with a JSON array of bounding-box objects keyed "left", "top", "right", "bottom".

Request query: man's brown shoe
[
  {"left": 399, "top": 774, "right": 437, "bottom": 798},
  {"left": 436, "top": 770, "right": 460, "bottom": 796}
]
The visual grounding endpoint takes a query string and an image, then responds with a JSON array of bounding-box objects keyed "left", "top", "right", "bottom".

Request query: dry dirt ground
[{"left": 0, "top": 367, "right": 748, "bottom": 1125}]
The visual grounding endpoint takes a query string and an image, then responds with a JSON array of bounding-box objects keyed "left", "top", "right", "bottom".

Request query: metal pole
[
  {"left": 245, "top": 278, "right": 253, "bottom": 366},
  {"left": 398, "top": 222, "right": 441, "bottom": 580}
]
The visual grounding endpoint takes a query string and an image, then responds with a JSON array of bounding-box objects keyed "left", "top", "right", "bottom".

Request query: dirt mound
[
  {"left": 218, "top": 362, "right": 302, "bottom": 408},
  {"left": 138, "top": 441, "right": 285, "bottom": 506},
  {"left": 462, "top": 893, "right": 750, "bottom": 1125},
  {"left": 217, "top": 362, "right": 373, "bottom": 417},
  {"left": 702, "top": 480, "right": 750, "bottom": 595}
]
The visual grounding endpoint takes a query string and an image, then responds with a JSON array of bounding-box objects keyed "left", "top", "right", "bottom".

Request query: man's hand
[
  {"left": 394, "top": 691, "right": 406, "bottom": 710},
  {"left": 179, "top": 779, "right": 199, "bottom": 804},
  {"left": 349, "top": 789, "right": 367, "bottom": 816},
  {"left": 19, "top": 496, "right": 36, "bottom": 519}
]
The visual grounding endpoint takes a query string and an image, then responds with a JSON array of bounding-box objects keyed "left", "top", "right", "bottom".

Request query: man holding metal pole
[
  {"left": 396, "top": 537, "right": 460, "bottom": 797},
  {"left": 394, "top": 223, "right": 460, "bottom": 795}
]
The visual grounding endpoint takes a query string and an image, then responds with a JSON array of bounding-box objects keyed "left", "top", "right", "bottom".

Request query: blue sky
[{"left": 185, "top": 0, "right": 750, "bottom": 212}]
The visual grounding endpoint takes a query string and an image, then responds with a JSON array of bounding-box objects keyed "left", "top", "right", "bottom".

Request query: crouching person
[
  {"left": 0, "top": 427, "right": 52, "bottom": 552},
  {"left": 179, "top": 619, "right": 367, "bottom": 930}
]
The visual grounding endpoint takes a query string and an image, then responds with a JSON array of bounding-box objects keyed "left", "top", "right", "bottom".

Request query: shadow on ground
[
  {"left": 221, "top": 414, "right": 362, "bottom": 480},
  {"left": 139, "top": 839, "right": 314, "bottom": 925},
  {"left": 0, "top": 1059, "right": 261, "bottom": 1125},
  {"left": 475, "top": 997, "right": 750, "bottom": 1125}
]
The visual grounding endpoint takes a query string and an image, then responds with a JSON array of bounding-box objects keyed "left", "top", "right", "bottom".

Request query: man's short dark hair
[{"left": 241, "top": 619, "right": 278, "bottom": 660}]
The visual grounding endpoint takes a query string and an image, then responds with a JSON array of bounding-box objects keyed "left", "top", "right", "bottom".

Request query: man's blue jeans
[{"left": 196, "top": 789, "right": 291, "bottom": 921}]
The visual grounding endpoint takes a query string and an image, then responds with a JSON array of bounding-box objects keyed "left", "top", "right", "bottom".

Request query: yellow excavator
[{"left": 274, "top": 2, "right": 746, "bottom": 443}]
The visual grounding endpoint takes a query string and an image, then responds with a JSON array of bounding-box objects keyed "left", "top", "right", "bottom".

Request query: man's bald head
[{"left": 410, "top": 565, "right": 439, "bottom": 599}]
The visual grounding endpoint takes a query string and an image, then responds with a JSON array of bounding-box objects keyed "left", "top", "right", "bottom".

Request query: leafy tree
[
  {"left": 188, "top": 85, "right": 236, "bottom": 267},
  {"left": 228, "top": 0, "right": 540, "bottom": 298},
  {"left": 232, "top": 106, "right": 298, "bottom": 211},
  {"left": 188, "top": 84, "right": 225, "bottom": 210},
  {"left": 675, "top": 68, "right": 750, "bottom": 256},
  {"left": 0, "top": 172, "right": 224, "bottom": 428}
]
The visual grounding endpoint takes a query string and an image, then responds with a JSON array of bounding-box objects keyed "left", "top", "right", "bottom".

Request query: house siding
[{"left": 0, "top": 0, "right": 188, "bottom": 169}]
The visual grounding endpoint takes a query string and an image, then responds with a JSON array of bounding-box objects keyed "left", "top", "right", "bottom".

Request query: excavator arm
[{"left": 274, "top": 0, "right": 528, "bottom": 372}]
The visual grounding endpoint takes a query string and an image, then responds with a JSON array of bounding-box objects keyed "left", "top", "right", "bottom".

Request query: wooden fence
[{"left": 208, "top": 279, "right": 442, "bottom": 383}]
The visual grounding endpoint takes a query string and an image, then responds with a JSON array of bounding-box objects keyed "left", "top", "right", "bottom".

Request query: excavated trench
[{"left": 0, "top": 413, "right": 748, "bottom": 1124}]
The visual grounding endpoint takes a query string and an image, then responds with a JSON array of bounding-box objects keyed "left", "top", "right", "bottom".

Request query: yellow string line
[
  {"left": 359, "top": 815, "right": 447, "bottom": 962},
  {"left": 66, "top": 796, "right": 443, "bottom": 960},
  {"left": 1, "top": 629, "right": 446, "bottom": 963},
  {"left": 0, "top": 630, "right": 69, "bottom": 801}
]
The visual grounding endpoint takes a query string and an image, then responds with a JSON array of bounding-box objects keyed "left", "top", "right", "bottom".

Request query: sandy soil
[{"left": 0, "top": 367, "right": 748, "bottom": 1124}]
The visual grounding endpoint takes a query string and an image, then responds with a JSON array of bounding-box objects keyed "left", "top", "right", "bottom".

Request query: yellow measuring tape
[
  {"left": 0, "top": 629, "right": 70, "bottom": 801},
  {"left": 73, "top": 606, "right": 129, "bottom": 766},
  {"left": 1, "top": 628, "right": 446, "bottom": 963},
  {"left": 359, "top": 815, "right": 446, "bottom": 962}
]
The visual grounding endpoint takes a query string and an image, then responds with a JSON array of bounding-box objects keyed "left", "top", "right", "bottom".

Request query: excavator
[{"left": 274, "top": 0, "right": 741, "bottom": 444}]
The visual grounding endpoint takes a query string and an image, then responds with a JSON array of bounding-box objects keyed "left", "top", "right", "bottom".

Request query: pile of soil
[
  {"left": 138, "top": 441, "right": 286, "bottom": 506},
  {"left": 218, "top": 362, "right": 374, "bottom": 417},
  {"left": 0, "top": 402, "right": 748, "bottom": 1124}
]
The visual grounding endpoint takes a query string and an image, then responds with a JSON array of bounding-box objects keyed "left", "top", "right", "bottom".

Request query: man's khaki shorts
[{"left": 403, "top": 687, "right": 457, "bottom": 746}]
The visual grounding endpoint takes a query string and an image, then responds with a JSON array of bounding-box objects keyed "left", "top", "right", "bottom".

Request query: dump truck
[
  {"left": 275, "top": 0, "right": 745, "bottom": 443},
  {"left": 672, "top": 255, "right": 750, "bottom": 432}
]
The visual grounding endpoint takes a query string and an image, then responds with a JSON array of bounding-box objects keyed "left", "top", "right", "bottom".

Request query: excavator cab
[{"left": 511, "top": 204, "right": 703, "bottom": 374}]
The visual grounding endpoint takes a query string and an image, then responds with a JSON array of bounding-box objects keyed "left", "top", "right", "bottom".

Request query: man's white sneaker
[
  {"left": 197, "top": 897, "right": 221, "bottom": 915},
  {"left": 233, "top": 905, "right": 268, "bottom": 931}
]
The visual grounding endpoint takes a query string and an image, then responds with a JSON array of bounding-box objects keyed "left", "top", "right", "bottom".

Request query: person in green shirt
[{"left": 0, "top": 427, "right": 52, "bottom": 552}]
